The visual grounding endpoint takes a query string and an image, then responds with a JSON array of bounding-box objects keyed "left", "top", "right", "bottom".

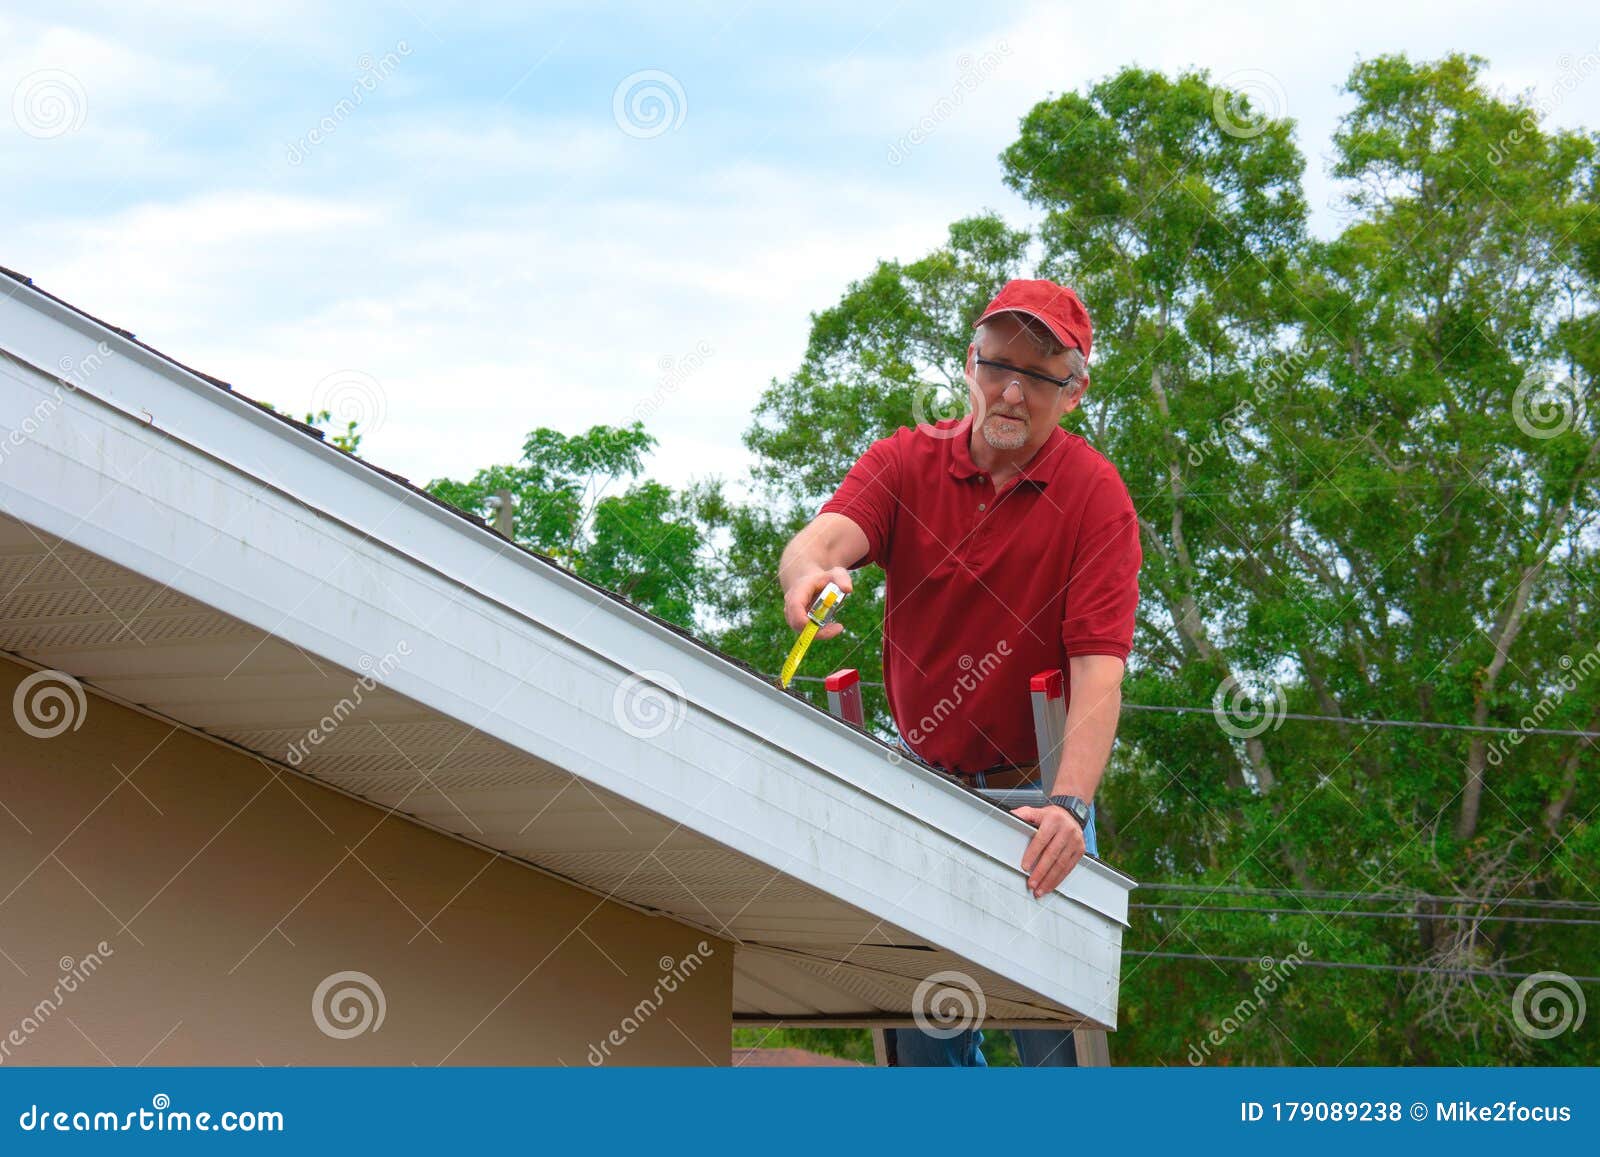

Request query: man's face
[{"left": 963, "top": 313, "right": 1088, "bottom": 453}]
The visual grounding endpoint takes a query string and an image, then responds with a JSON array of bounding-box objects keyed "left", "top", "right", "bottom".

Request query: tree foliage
[
  {"left": 424, "top": 421, "right": 709, "bottom": 629},
  {"left": 413, "top": 54, "right": 1597, "bottom": 1065},
  {"left": 737, "top": 56, "right": 1599, "bottom": 1064}
]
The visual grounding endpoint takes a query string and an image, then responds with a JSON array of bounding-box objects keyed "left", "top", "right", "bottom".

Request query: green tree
[
  {"left": 426, "top": 421, "right": 712, "bottom": 629},
  {"left": 732, "top": 57, "right": 1598, "bottom": 1066},
  {"left": 257, "top": 404, "right": 363, "bottom": 454}
]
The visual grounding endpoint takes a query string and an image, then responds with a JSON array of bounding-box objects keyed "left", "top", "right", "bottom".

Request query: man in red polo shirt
[{"left": 777, "top": 279, "right": 1140, "bottom": 1065}]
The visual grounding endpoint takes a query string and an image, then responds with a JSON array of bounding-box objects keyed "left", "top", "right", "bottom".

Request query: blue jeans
[{"left": 890, "top": 728, "right": 1098, "bottom": 1067}]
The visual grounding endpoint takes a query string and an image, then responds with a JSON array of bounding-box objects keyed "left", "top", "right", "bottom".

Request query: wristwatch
[{"left": 1048, "top": 794, "right": 1091, "bottom": 833}]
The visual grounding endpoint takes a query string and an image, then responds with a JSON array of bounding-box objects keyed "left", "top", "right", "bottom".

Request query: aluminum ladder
[{"left": 822, "top": 667, "right": 1111, "bottom": 1068}]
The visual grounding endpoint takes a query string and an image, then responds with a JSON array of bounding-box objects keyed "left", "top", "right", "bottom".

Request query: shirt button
[{"left": 978, "top": 503, "right": 987, "bottom": 511}]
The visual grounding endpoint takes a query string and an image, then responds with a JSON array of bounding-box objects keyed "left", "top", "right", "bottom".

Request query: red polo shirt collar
[{"left": 946, "top": 413, "right": 1068, "bottom": 486}]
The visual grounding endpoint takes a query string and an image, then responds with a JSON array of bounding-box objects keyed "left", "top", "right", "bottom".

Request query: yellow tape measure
[{"left": 779, "top": 582, "right": 846, "bottom": 689}]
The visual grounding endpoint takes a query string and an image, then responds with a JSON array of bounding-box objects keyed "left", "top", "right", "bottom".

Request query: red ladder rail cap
[
  {"left": 1030, "top": 669, "right": 1064, "bottom": 697},
  {"left": 824, "top": 669, "right": 861, "bottom": 692}
]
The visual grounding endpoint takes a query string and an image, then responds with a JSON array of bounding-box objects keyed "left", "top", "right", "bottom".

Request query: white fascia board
[{"left": 0, "top": 281, "right": 1133, "bottom": 1020}]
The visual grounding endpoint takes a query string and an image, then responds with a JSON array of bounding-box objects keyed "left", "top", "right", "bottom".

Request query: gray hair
[{"left": 976, "top": 315, "right": 1088, "bottom": 385}]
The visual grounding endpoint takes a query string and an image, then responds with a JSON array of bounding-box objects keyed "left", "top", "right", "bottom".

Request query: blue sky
[{"left": 4, "top": 1, "right": 1598, "bottom": 500}]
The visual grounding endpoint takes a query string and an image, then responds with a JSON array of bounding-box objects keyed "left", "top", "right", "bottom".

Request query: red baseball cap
[{"left": 973, "top": 278, "right": 1093, "bottom": 361}]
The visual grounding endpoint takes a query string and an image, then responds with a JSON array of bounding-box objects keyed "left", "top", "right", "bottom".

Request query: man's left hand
[{"left": 1010, "top": 803, "right": 1086, "bottom": 898}]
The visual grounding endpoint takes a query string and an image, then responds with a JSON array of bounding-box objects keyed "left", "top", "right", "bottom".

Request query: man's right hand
[
  {"left": 777, "top": 512, "right": 868, "bottom": 640},
  {"left": 783, "top": 568, "right": 853, "bottom": 640}
]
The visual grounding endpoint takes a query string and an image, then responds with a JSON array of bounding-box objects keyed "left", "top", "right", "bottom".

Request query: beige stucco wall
[{"left": 0, "top": 656, "right": 732, "bottom": 1066}]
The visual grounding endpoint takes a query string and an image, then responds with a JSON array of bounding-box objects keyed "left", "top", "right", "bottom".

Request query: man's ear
[{"left": 1061, "top": 374, "right": 1090, "bottom": 414}]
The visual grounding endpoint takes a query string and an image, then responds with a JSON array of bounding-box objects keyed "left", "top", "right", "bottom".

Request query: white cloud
[
  {"left": 2, "top": 24, "right": 225, "bottom": 111},
  {"left": 367, "top": 116, "right": 629, "bottom": 176},
  {"left": 7, "top": 0, "right": 1599, "bottom": 508}
]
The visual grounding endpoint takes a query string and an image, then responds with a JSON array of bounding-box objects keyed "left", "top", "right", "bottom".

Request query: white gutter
[{"left": 0, "top": 277, "right": 1133, "bottom": 1024}]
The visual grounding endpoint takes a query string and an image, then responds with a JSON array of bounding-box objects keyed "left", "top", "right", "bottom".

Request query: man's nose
[{"left": 1002, "top": 380, "right": 1026, "bottom": 405}]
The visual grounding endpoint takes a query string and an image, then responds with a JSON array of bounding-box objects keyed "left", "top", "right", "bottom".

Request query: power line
[
  {"left": 1119, "top": 701, "right": 1600, "bottom": 740},
  {"left": 780, "top": 674, "right": 1600, "bottom": 740},
  {"left": 1124, "top": 474, "right": 1600, "bottom": 502},
  {"left": 1140, "top": 883, "right": 1600, "bottom": 912},
  {"left": 1124, "top": 950, "right": 1600, "bottom": 983},
  {"left": 1131, "top": 902, "right": 1600, "bottom": 927}
]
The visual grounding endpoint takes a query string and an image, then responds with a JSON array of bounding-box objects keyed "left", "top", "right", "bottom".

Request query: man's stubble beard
[{"left": 979, "top": 411, "right": 1030, "bottom": 451}]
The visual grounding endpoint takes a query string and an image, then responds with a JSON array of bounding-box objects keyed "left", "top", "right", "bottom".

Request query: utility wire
[
  {"left": 780, "top": 674, "right": 1600, "bottom": 740},
  {"left": 1131, "top": 902, "right": 1600, "bottom": 927},
  {"left": 1124, "top": 474, "right": 1600, "bottom": 502},
  {"left": 1123, "top": 950, "right": 1600, "bottom": 983},
  {"left": 1119, "top": 701, "right": 1600, "bottom": 740},
  {"left": 1140, "top": 883, "right": 1600, "bottom": 912}
]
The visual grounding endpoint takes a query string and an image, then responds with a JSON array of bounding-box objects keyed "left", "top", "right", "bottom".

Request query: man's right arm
[{"left": 777, "top": 513, "right": 870, "bottom": 640}]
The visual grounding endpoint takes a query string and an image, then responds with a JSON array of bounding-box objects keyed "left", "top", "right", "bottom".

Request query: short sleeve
[
  {"left": 818, "top": 433, "right": 902, "bottom": 570},
  {"left": 1061, "top": 468, "right": 1142, "bottom": 659}
]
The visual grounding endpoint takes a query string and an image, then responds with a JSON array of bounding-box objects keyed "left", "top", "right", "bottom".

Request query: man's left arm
[
  {"left": 1012, "top": 466, "right": 1141, "bottom": 897},
  {"left": 1012, "top": 654, "right": 1125, "bottom": 898}
]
